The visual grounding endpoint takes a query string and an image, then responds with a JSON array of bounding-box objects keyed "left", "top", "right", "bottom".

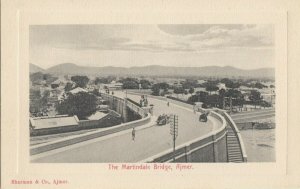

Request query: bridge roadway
[{"left": 32, "top": 92, "right": 222, "bottom": 163}]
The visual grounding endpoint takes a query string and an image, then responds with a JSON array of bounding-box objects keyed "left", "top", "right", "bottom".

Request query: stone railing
[
  {"left": 100, "top": 92, "right": 148, "bottom": 118},
  {"left": 213, "top": 108, "right": 247, "bottom": 162}
]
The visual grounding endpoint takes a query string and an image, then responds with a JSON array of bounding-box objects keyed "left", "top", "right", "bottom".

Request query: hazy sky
[{"left": 30, "top": 24, "right": 274, "bottom": 69}]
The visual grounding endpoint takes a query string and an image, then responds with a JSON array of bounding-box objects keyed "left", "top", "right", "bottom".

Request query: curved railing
[
  {"left": 213, "top": 108, "right": 247, "bottom": 162},
  {"left": 141, "top": 110, "right": 227, "bottom": 163}
]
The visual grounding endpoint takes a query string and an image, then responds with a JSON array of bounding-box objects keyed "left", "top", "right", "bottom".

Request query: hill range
[{"left": 30, "top": 63, "right": 275, "bottom": 79}]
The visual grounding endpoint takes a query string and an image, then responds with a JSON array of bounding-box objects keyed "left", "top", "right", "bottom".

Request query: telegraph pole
[{"left": 169, "top": 114, "right": 178, "bottom": 162}]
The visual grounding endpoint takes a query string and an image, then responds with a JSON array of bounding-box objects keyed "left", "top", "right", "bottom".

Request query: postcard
[{"left": 2, "top": 0, "right": 300, "bottom": 188}]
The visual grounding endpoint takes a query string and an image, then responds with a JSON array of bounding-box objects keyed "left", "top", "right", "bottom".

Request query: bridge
[{"left": 31, "top": 91, "right": 249, "bottom": 163}]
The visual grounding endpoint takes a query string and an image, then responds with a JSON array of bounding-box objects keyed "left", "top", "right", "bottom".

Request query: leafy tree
[
  {"left": 64, "top": 82, "right": 74, "bottom": 92},
  {"left": 71, "top": 76, "right": 89, "bottom": 88},
  {"left": 30, "top": 72, "right": 58, "bottom": 85},
  {"left": 140, "top": 79, "right": 151, "bottom": 89},
  {"left": 205, "top": 83, "right": 219, "bottom": 95},
  {"left": 151, "top": 85, "right": 160, "bottom": 96},
  {"left": 270, "top": 84, "right": 275, "bottom": 88},
  {"left": 188, "top": 87, "right": 194, "bottom": 94},
  {"left": 188, "top": 91, "right": 208, "bottom": 103},
  {"left": 249, "top": 90, "right": 262, "bottom": 108},
  {"left": 51, "top": 83, "right": 59, "bottom": 89},
  {"left": 151, "top": 82, "right": 169, "bottom": 96},
  {"left": 225, "top": 89, "right": 242, "bottom": 98},
  {"left": 95, "top": 77, "right": 110, "bottom": 85},
  {"left": 218, "top": 88, "right": 226, "bottom": 97},
  {"left": 182, "top": 79, "right": 198, "bottom": 89},
  {"left": 184, "top": 90, "right": 188, "bottom": 95},
  {"left": 91, "top": 89, "right": 100, "bottom": 96},
  {"left": 173, "top": 87, "right": 185, "bottom": 94},
  {"left": 56, "top": 92, "right": 97, "bottom": 119},
  {"left": 29, "top": 89, "right": 49, "bottom": 114},
  {"left": 206, "top": 94, "right": 221, "bottom": 107},
  {"left": 254, "top": 82, "right": 267, "bottom": 89},
  {"left": 221, "top": 78, "right": 240, "bottom": 89},
  {"left": 30, "top": 89, "right": 41, "bottom": 99},
  {"left": 120, "top": 78, "right": 139, "bottom": 89},
  {"left": 156, "top": 82, "right": 169, "bottom": 90}
]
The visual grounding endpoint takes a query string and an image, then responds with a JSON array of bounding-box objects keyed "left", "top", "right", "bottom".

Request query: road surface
[
  {"left": 32, "top": 92, "right": 222, "bottom": 163},
  {"left": 230, "top": 109, "right": 275, "bottom": 123}
]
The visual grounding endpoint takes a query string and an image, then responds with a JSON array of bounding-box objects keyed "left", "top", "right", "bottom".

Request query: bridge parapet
[
  {"left": 213, "top": 108, "right": 247, "bottom": 162},
  {"left": 100, "top": 93, "right": 148, "bottom": 118},
  {"left": 142, "top": 110, "right": 228, "bottom": 163}
]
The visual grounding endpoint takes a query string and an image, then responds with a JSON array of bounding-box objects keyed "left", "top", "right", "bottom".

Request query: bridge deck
[{"left": 32, "top": 92, "right": 222, "bottom": 163}]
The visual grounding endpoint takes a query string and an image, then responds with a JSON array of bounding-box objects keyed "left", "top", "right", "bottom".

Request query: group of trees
[
  {"left": 29, "top": 89, "right": 50, "bottom": 114},
  {"left": 71, "top": 76, "right": 89, "bottom": 88},
  {"left": 187, "top": 88, "right": 270, "bottom": 109},
  {"left": 151, "top": 82, "right": 169, "bottom": 96},
  {"left": 94, "top": 76, "right": 116, "bottom": 85},
  {"left": 30, "top": 72, "right": 58, "bottom": 86},
  {"left": 118, "top": 77, "right": 152, "bottom": 90},
  {"left": 56, "top": 92, "right": 98, "bottom": 119},
  {"left": 119, "top": 78, "right": 140, "bottom": 89}
]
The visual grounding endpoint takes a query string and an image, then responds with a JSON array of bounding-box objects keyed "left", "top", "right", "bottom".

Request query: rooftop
[{"left": 30, "top": 115, "right": 79, "bottom": 129}]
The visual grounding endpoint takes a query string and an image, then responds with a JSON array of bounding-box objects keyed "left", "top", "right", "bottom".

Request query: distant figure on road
[
  {"left": 167, "top": 102, "right": 169, "bottom": 107},
  {"left": 132, "top": 128, "right": 136, "bottom": 141}
]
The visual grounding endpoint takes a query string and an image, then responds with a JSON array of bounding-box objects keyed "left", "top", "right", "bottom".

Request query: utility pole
[
  {"left": 169, "top": 114, "right": 178, "bottom": 162},
  {"left": 229, "top": 97, "right": 232, "bottom": 114}
]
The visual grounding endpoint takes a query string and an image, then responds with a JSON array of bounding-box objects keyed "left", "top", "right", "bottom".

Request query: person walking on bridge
[{"left": 132, "top": 128, "right": 136, "bottom": 141}]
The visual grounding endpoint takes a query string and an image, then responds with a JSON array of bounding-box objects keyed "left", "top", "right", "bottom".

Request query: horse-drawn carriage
[
  {"left": 156, "top": 114, "right": 170, "bottom": 126},
  {"left": 199, "top": 112, "right": 209, "bottom": 122}
]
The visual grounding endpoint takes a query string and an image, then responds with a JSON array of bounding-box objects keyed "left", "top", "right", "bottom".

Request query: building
[
  {"left": 30, "top": 115, "right": 79, "bottom": 130},
  {"left": 69, "top": 87, "right": 88, "bottom": 94},
  {"left": 100, "top": 81, "right": 123, "bottom": 91}
]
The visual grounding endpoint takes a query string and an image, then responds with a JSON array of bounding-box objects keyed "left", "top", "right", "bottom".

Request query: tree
[
  {"left": 151, "top": 85, "right": 160, "bottom": 96},
  {"left": 173, "top": 87, "right": 185, "bottom": 95},
  {"left": 254, "top": 82, "right": 267, "bottom": 89},
  {"left": 56, "top": 92, "right": 97, "bottom": 119},
  {"left": 188, "top": 87, "right": 194, "bottom": 94},
  {"left": 249, "top": 90, "right": 262, "bottom": 109},
  {"left": 29, "top": 89, "right": 50, "bottom": 114},
  {"left": 205, "top": 83, "right": 219, "bottom": 95},
  {"left": 221, "top": 78, "right": 240, "bottom": 89},
  {"left": 140, "top": 79, "right": 151, "bottom": 89},
  {"left": 51, "top": 83, "right": 59, "bottom": 89},
  {"left": 270, "top": 84, "right": 275, "bottom": 88},
  {"left": 120, "top": 78, "right": 139, "bottom": 89},
  {"left": 71, "top": 76, "right": 89, "bottom": 88},
  {"left": 182, "top": 79, "right": 198, "bottom": 89},
  {"left": 95, "top": 77, "right": 110, "bottom": 85},
  {"left": 64, "top": 82, "right": 74, "bottom": 92},
  {"left": 151, "top": 82, "right": 169, "bottom": 96},
  {"left": 218, "top": 88, "right": 226, "bottom": 97}
]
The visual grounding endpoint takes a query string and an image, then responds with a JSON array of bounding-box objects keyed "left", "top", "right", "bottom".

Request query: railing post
[
  {"left": 185, "top": 145, "right": 191, "bottom": 162},
  {"left": 212, "top": 134, "right": 219, "bottom": 162}
]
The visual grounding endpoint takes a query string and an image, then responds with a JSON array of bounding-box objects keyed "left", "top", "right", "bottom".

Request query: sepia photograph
[
  {"left": 3, "top": 0, "right": 298, "bottom": 188},
  {"left": 29, "top": 24, "right": 276, "bottom": 163}
]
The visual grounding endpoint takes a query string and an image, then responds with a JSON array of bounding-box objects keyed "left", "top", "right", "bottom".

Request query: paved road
[
  {"left": 32, "top": 92, "right": 221, "bottom": 163},
  {"left": 230, "top": 109, "right": 275, "bottom": 123}
]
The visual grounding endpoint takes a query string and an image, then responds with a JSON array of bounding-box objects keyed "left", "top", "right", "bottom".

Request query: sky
[{"left": 29, "top": 24, "right": 274, "bottom": 70}]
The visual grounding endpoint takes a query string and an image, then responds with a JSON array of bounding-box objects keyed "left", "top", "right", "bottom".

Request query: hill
[
  {"left": 30, "top": 63, "right": 44, "bottom": 73},
  {"left": 45, "top": 63, "right": 274, "bottom": 79}
]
